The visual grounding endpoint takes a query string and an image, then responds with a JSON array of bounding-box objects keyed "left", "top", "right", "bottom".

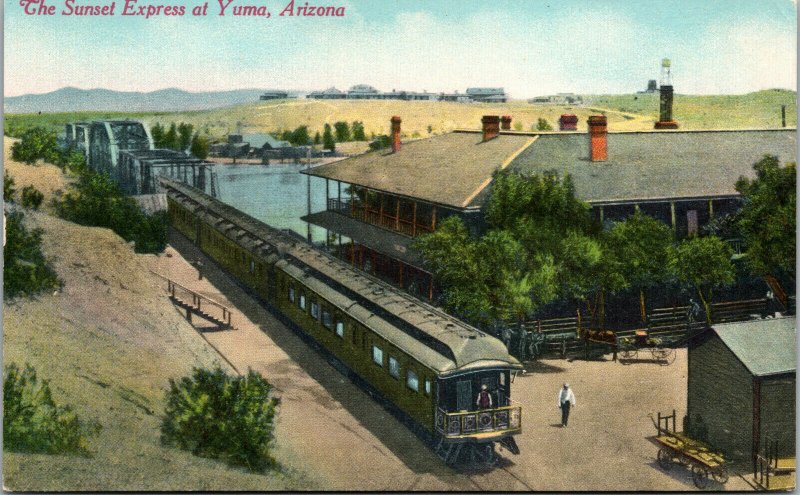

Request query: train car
[{"left": 161, "top": 177, "right": 524, "bottom": 465}]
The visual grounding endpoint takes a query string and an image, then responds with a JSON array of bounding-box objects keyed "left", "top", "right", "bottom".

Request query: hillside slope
[{"left": 2, "top": 153, "right": 313, "bottom": 490}]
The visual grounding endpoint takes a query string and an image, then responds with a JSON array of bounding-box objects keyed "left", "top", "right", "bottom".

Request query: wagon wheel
[
  {"left": 650, "top": 347, "right": 669, "bottom": 361},
  {"left": 657, "top": 448, "right": 673, "bottom": 470},
  {"left": 711, "top": 465, "right": 729, "bottom": 484},
  {"left": 620, "top": 348, "right": 637, "bottom": 360},
  {"left": 692, "top": 464, "right": 710, "bottom": 489}
]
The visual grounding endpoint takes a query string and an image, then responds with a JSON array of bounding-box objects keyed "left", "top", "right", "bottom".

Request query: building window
[
  {"left": 322, "top": 309, "right": 333, "bottom": 329},
  {"left": 299, "top": 293, "right": 306, "bottom": 310},
  {"left": 288, "top": 286, "right": 295, "bottom": 303},
  {"left": 249, "top": 260, "right": 255, "bottom": 273},
  {"left": 310, "top": 301, "right": 320, "bottom": 320},
  {"left": 372, "top": 346, "right": 383, "bottom": 366},
  {"left": 424, "top": 378, "right": 431, "bottom": 396},
  {"left": 389, "top": 357, "right": 400, "bottom": 379},
  {"left": 335, "top": 321, "right": 344, "bottom": 338},
  {"left": 407, "top": 370, "right": 419, "bottom": 392}
]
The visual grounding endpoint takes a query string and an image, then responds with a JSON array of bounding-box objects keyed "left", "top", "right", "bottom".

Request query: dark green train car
[{"left": 162, "top": 178, "right": 523, "bottom": 465}]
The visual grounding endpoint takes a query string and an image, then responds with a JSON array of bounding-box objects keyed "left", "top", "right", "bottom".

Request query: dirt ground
[{"left": 152, "top": 231, "right": 757, "bottom": 491}]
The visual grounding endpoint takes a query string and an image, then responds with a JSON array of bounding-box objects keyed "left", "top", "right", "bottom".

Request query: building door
[
  {"left": 687, "top": 210, "right": 698, "bottom": 236},
  {"left": 456, "top": 380, "right": 472, "bottom": 411}
]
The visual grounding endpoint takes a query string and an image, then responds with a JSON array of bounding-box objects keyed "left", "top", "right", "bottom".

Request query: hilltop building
[
  {"left": 259, "top": 91, "right": 295, "bottom": 100},
  {"left": 305, "top": 85, "right": 505, "bottom": 102},
  {"left": 301, "top": 114, "right": 796, "bottom": 297}
]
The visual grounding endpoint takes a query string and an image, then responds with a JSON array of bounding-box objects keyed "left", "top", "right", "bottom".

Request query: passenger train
[{"left": 161, "top": 177, "right": 523, "bottom": 465}]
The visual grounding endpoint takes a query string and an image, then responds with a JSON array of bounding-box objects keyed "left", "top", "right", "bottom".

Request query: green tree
[
  {"left": 668, "top": 236, "right": 735, "bottom": 325},
  {"left": 150, "top": 123, "right": 166, "bottom": 148},
  {"left": 3, "top": 211, "right": 61, "bottom": 300},
  {"left": 351, "top": 121, "right": 366, "bottom": 141},
  {"left": 313, "top": 131, "right": 321, "bottom": 145},
  {"left": 333, "top": 121, "right": 351, "bottom": 142},
  {"left": 369, "top": 135, "right": 391, "bottom": 151},
  {"left": 4, "top": 363, "right": 97, "bottom": 454},
  {"left": 161, "top": 366, "right": 280, "bottom": 472},
  {"left": 290, "top": 126, "right": 310, "bottom": 146},
  {"left": 177, "top": 123, "right": 194, "bottom": 151},
  {"left": 189, "top": 133, "right": 209, "bottom": 159},
  {"left": 536, "top": 118, "right": 553, "bottom": 131},
  {"left": 163, "top": 123, "right": 179, "bottom": 151},
  {"left": 735, "top": 155, "right": 796, "bottom": 276},
  {"left": 322, "top": 123, "right": 336, "bottom": 151},
  {"left": 513, "top": 121, "right": 524, "bottom": 131},
  {"left": 605, "top": 211, "right": 674, "bottom": 322}
]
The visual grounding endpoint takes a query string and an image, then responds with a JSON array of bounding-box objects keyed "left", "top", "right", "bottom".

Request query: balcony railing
[
  {"left": 326, "top": 198, "right": 434, "bottom": 238},
  {"left": 435, "top": 403, "right": 522, "bottom": 438}
]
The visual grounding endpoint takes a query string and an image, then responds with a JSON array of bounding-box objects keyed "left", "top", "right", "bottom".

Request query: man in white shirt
[{"left": 557, "top": 383, "right": 576, "bottom": 427}]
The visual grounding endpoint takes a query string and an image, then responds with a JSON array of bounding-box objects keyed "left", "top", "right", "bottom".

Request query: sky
[{"left": 4, "top": 0, "right": 797, "bottom": 97}]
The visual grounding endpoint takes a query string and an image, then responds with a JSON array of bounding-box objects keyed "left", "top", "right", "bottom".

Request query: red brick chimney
[
  {"left": 390, "top": 116, "right": 402, "bottom": 152},
  {"left": 500, "top": 115, "right": 512, "bottom": 130},
  {"left": 481, "top": 115, "right": 500, "bottom": 141},
  {"left": 588, "top": 115, "right": 608, "bottom": 162}
]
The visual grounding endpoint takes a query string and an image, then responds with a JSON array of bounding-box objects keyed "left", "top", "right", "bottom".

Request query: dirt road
[{"left": 150, "top": 231, "right": 754, "bottom": 491}]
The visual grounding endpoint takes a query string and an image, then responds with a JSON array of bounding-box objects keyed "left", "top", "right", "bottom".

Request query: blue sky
[{"left": 4, "top": 0, "right": 797, "bottom": 97}]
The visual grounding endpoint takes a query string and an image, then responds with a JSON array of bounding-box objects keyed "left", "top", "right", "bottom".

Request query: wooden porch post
[
  {"left": 399, "top": 263, "right": 404, "bottom": 288},
  {"left": 378, "top": 192, "right": 384, "bottom": 223},
  {"left": 670, "top": 202, "right": 677, "bottom": 231},
  {"left": 350, "top": 186, "right": 354, "bottom": 216},
  {"left": 708, "top": 199, "right": 714, "bottom": 220},
  {"left": 599, "top": 206, "right": 604, "bottom": 223},
  {"left": 412, "top": 201, "right": 417, "bottom": 237},
  {"left": 428, "top": 274, "right": 434, "bottom": 300},
  {"left": 431, "top": 206, "right": 437, "bottom": 230},
  {"left": 395, "top": 199, "right": 400, "bottom": 230}
]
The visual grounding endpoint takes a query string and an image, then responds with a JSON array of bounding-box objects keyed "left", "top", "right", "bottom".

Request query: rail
[
  {"left": 435, "top": 402, "right": 522, "bottom": 438},
  {"left": 151, "top": 271, "right": 233, "bottom": 327},
  {"left": 327, "top": 198, "right": 433, "bottom": 238}
]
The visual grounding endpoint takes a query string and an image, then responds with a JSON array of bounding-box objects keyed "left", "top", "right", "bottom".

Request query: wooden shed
[{"left": 687, "top": 317, "right": 796, "bottom": 465}]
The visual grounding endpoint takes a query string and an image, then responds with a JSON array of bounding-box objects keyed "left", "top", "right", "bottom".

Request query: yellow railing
[{"left": 435, "top": 403, "right": 522, "bottom": 438}]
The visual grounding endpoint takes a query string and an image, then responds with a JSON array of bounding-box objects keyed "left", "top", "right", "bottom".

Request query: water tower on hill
[{"left": 654, "top": 58, "right": 679, "bottom": 129}]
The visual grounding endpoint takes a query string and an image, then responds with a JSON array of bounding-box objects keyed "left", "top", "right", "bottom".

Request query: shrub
[
  {"left": 54, "top": 170, "right": 167, "bottom": 254},
  {"left": 5, "top": 173, "right": 16, "bottom": 202},
  {"left": 3, "top": 363, "right": 98, "bottom": 454},
  {"left": 21, "top": 185, "right": 44, "bottom": 210},
  {"left": 369, "top": 135, "right": 391, "bottom": 151},
  {"left": 3, "top": 211, "right": 61, "bottom": 300},
  {"left": 10, "top": 127, "right": 60, "bottom": 165},
  {"left": 161, "top": 367, "right": 280, "bottom": 472}
]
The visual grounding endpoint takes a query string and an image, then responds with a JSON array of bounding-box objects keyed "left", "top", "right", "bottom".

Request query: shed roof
[
  {"left": 241, "top": 133, "right": 290, "bottom": 149},
  {"left": 712, "top": 318, "right": 797, "bottom": 377},
  {"left": 304, "top": 132, "right": 535, "bottom": 208}
]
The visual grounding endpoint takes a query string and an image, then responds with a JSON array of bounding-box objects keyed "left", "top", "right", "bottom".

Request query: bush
[
  {"left": 10, "top": 127, "right": 60, "bottom": 165},
  {"left": 55, "top": 170, "right": 167, "bottom": 254},
  {"left": 369, "top": 135, "right": 391, "bottom": 151},
  {"left": 21, "top": 185, "right": 44, "bottom": 210},
  {"left": 5, "top": 173, "right": 16, "bottom": 202},
  {"left": 3, "top": 211, "right": 61, "bottom": 300},
  {"left": 161, "top": 367, "right": 280, "bottom": 472},
  {"left": 3, "top": 363, "right": 98, "bottom": 455}
]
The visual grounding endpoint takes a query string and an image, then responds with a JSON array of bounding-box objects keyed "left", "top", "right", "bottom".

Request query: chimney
[
  {"left": 500, "top": 115, "right": 512, "bottom": 130},
  {"left": 588, "top": 115, "right": 608, "bottom": 162},
  {"left": 390, "top": 116, "right": 402, "bottom": 152},
  {"left": 481, "top": 115, "right": 500, "bottom": 141}
]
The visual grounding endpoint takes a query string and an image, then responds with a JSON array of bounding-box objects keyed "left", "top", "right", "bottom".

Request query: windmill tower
[{"left": 654, "top": 58, "right": 679, "bottom": 129}]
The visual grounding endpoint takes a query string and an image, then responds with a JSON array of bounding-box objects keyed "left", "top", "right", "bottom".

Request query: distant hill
[{"left": 3, "top": 87, "right": 303, "bottom": 113}]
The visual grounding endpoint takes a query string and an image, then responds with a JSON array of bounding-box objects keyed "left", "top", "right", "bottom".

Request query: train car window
[
  {"left": 288, "top": 286, "right": 295, "bottom": 303},
  {"left": 372, "top": 346, "right": 383, "bottom": 367},
  {"left": 335, "top": 321, "right": 344, "bottom": 338},
  {"left": 299, "top": 293, "right": 306, "bottom": 310},
  {"left": 499, "top": 373, "right": 506, "bottom": 386},
  {"left": 424, "top": 378, "right": 431, "bottom": 396},
  {"left": 388, "top": 357, "right": 400, "bottom": 379},
  {"left": 249, "top": 260, "right": 255, "bottom": 273},
  {"left": 310, "top": 301, "right": 320, "bottom": 320},
  {"left": 322, "top": 309, "right": 333, "bottom": 329},
  {"left": 406, "top": 370, "right": 419, "bottom": 392}
]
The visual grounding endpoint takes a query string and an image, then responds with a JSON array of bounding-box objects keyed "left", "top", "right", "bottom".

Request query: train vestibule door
[{"left": 456, "top": 380, "right": 472, "bottom": 411}]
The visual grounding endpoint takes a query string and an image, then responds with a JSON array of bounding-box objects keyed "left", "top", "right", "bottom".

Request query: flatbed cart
[
  {"left": 617, "top": 330, "right": 677, "bottom": 365},
  {"left": 649, "top": 410, "right": 729, "bottom": 489}
]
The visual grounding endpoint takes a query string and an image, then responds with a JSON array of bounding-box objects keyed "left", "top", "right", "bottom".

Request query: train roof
[{"left": 161, "top": 178, "right": 521, "bottom": 375}]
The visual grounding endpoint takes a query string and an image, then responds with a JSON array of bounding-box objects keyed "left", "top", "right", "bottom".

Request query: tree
[
  {"left": 5, "top": 173, "right": 16, "bottom": 202},
  {"left": 322, "top": 123, "right": 336, "bottom": 151},
  {"left": 20, "top": 185, "right": 44, "bottom": 210},
  {"left": 333, "top": 121, "right": 351, "bottom": 142},
  {"left": 189, "top": 133, "right": 209, "bottom": 159},
  {"left": 313, "top": 131, "right": 321, "bottom": 145},
  {"left": 11, "top": 127, "right": 60, "bottom": 164},
  {"left": 150, "top": 123, "right": 166, "bottom": 148},
  {"left": 605, "top": 211, "right": 674, "bottom": 322},
  {"left": 668, "top": 236, "right": 735, "bottom": 325},
  {"left": 161, "top": 366, "right": 280, "bottom": 472},
  {"left": 735, "top": 155, "right": 796, "bottom": 276},
  {"left": 369, "top": 135, "right": 391, "bottom": 151},
  {"left": 163, "top": 123, "right": 179, "bottom": 151},
  {"left": 290, "top": 126, "right": 310, "bottom": 146},
  {"left": 177, "top": 123, "right": 194, "bottom": 151},
  {"left": 351, "top": 121, "right": 366, "bottom": 141},
  {"left": 513, "top": 121, "right": 524, "bottom": 131},
  {"left": 536, "top": 118, "right": 553, "bottom": 131},
  {"left": 3, "top": 211, "right": 61, "bottom": 299}
]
